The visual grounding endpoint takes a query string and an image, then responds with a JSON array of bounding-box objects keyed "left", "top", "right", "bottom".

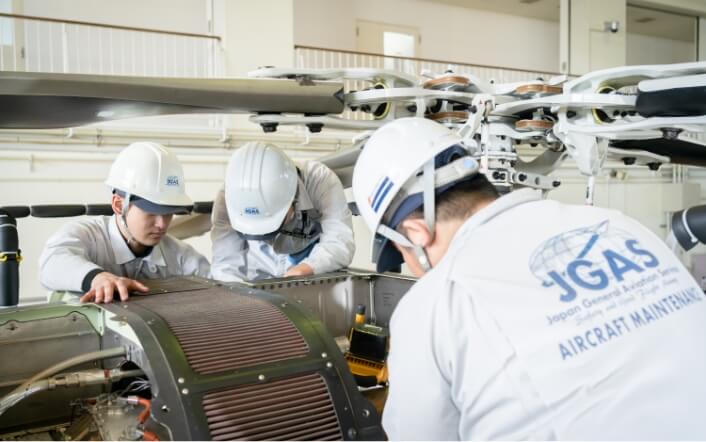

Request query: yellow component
[
  {"left": 346, "top": 317, "right": 389, "bottom": 386},
  {"left": 345, "top": 354, "right": 388, "bottom": 385},
  {"left": 0, "top": 252, "right": 21, "bottom": 263},
  {"left": 371, "top": 82, "right": 391, "bottom": 120},
  {"left": 592, "top": 85, "right": 616, "bottom": 124},
  {"left": 354, "top": 312, "right": 365, "bottom": 326}
]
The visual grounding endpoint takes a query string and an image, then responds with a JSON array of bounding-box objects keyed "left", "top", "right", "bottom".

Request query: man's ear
[
  {"left": 398, "top": 218, "right": 434, "bottom": 248},
  {"left": 111, "top": 194, "right": 123, "bottom": 216}
]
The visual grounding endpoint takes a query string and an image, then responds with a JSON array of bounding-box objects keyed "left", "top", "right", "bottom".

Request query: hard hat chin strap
[
  {"left": 373, "top": 157, "right": 437, "bottom": 273},
  {"left": 377, "top": 224, "right": 432, "bottom": 272},
  {"left": 423, "top": 159, "right": 436, "bottom": 239},
  {"left": 118, "top": 192, "right": 144, "bottom": 249}
]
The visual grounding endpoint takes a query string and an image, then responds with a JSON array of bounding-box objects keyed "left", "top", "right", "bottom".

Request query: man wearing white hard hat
[
  {"left": 211, "top": 141, "right": 354, "bottom": 281},
  {"left": 39, "top": 142, "right": 210, "bottom": 303},
  {"left": 352, "top": 117, "right": 706, "bottom": 440}
]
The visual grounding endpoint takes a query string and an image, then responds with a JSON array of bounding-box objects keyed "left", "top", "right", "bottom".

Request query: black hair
[{"left": 408, "top": 173, "right": 499, "bottom": 222}]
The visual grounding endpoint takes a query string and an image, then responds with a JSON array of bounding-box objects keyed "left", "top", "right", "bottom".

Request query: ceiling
[
  {"left": 421, "top": 0, "right": 697, "bottom": 42},
  {"left": 421, "top": 0, "right": 560, "bottom": 22}
]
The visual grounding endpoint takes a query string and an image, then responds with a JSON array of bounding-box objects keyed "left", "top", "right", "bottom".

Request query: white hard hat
[
  {"left": 352, "top": 117, "right": 479, "bottom": 272},
  {"left": 105, "top": 141, "right": 192, "bottom": 214},
  {"left": 225, "top": 141, "right": 298, "bottom": 235}
]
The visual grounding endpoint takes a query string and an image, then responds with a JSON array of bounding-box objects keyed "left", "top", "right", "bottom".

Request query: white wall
[
  {"left": 12, "top": 0, "right": 213, "bottom": 77},
  {"left": 20, "top": 0, "right": 209, "bottom": 34},
  {"left": 214, "top": 0, "right": 294, "bottom": 77},
  {"left": 293, "top": 0, "right": 356, "bottom": 53},
  {"left": 294, "top": 0, "right": 560, "bottom": 73},
  {"left": 627, "top": 33, "right": 696, "bottom": 65}
]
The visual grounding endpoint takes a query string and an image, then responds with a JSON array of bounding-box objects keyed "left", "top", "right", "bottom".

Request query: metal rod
[
  {"left": 368, "top": 279, "right": 377, "bottom": 325},
  {"left": 0, "top": 12, "right": 220, "bottom": 40}
]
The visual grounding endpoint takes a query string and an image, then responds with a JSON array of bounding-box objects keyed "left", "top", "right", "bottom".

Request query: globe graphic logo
[{"left": 529, "top": 220, "right": 649, "bottom": 289}]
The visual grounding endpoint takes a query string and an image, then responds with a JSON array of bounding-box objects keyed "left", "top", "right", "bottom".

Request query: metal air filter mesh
[
  {"left": 132, "top": 288, "right": 309, "bottom": 375},
  {"left": 203, "top": 372, "right": 343, "bottom": 440}
]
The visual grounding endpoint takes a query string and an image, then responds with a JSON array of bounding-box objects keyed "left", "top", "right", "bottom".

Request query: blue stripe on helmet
[
  {"left": 371, "top": 176, "right": 390, "bottom": 209},
  {"left": 373, "top": 179, "right": 394, "bottom": 212}
]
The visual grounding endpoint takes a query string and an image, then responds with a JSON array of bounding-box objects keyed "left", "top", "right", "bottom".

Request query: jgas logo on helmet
[
  {"left": 244, "top": 207, "right": 260, "bottom": 215},
  {"left": 165, "top": 176, "right": 179, "bottom": 186}
]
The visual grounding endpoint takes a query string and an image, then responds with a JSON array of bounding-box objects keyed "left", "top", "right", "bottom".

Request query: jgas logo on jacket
[{"left": 530, "top": 220, "right": 660, "bottom": 303}]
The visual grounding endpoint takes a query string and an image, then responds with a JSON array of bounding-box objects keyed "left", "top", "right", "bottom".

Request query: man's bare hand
[
  {"left": 80, "top": 272, "right": 149, "bottom": 303},
  {"left": 284, "top": 263, "right": 314, "bottom": 278}
]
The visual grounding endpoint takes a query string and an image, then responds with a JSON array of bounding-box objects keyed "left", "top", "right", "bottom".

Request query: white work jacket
[
  {"left": 383, "top": 188, "right": 706, "bottom": 440},
  {"left": 39, "top": 215, "right": 211, "bottom": 292},
  {"left": 210, "top": 161, "right": 354, "bottom": 281}
]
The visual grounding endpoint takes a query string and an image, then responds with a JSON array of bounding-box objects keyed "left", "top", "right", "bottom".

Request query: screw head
[
  {"left": 321, "top": 352, "right": 328, "bottom": 358},
  {"left": 362, "top": 409, "right": 370, "bottom": 418},
  {"left": 326, "top": 362, "right": 333, "bottom": 368},
  {"left": 177, "top": 377, "right": 185, "bottom": 384},
  {"left": 181, "top": 388, "right": 189, "bottom": 395},
  {"left": 258, "top": 374, "right": 266, "bottom": 382},
  {"left": 161, "top": 405, "right": 170, "bottom": 413}
]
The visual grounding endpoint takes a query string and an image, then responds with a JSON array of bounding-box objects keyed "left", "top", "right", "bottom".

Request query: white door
[
  {"left": 356, "top": 20, "right": 420, "bottom": 57},
  {"left": 356, "top": 20, "right": 420, "bottom": 71}
]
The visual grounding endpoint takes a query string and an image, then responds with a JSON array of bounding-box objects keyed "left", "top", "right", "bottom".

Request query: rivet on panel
[
  {"left": 181, "top": 388, "right": 189, "bottom": 395},
  {"left": 177, "top": 377, "right": 185, "bottom": 384},
  {"left": 258, "top": 374, "right": 266, "bottom": 381}
]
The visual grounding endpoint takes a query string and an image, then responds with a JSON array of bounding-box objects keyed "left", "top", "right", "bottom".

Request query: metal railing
[
  {"left": 294, "top": 45, "right": 565, "bottom": 121},
  {"left": 295, "top": 44, "right": 562, "bottom": 83},
  {"left": 0, "top": 13, "right": 220, "bottom": 77}
]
